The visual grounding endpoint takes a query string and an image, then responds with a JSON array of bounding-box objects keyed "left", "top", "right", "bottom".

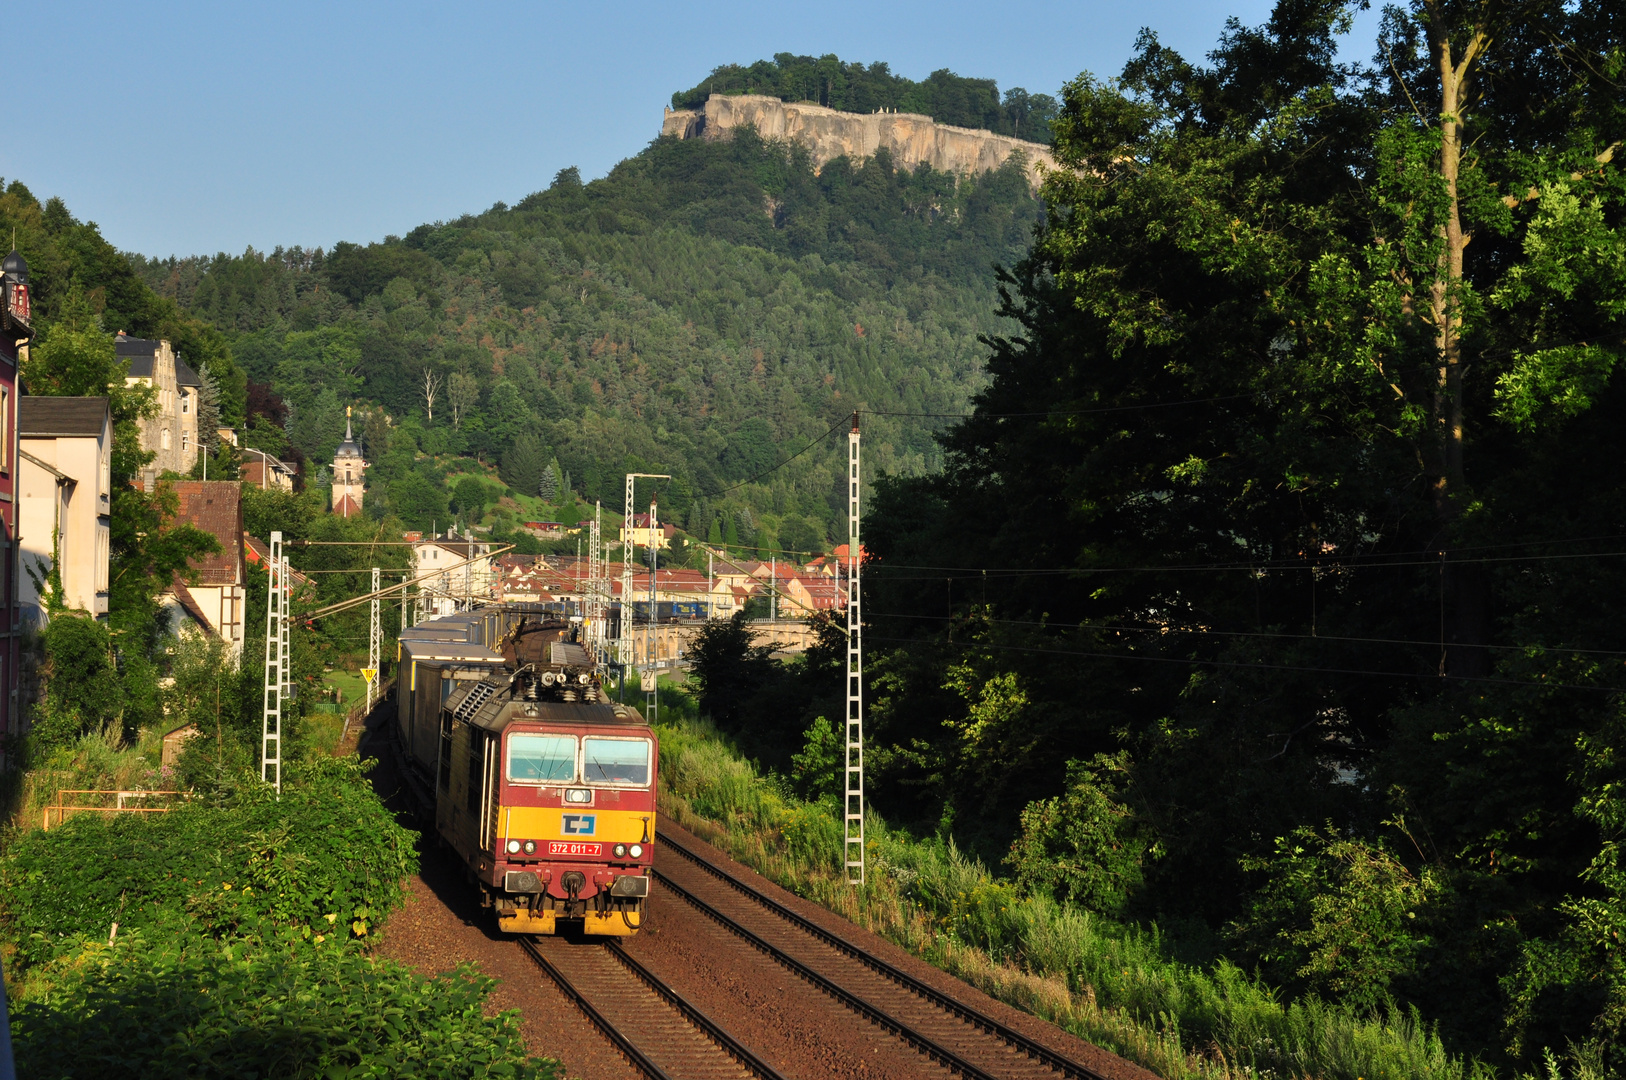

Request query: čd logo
[{"left": 562, "top": 814, "right": 597, "bottom": 835}]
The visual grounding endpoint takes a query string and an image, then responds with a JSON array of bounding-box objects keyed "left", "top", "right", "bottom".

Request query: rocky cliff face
[{"left": 662, "top": 94, "right": 1055, "bottom": 189}]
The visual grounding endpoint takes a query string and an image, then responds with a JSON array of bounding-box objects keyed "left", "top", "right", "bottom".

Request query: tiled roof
[
  {"left": 243, "top": 533, "right": 311, "bottom": 586},
  {"left": 170, "top": 481, "right": 243, "bottom": 586},
  {"left": 113, "top": 336, "right": 160, "bottom": 357},
  {"left": 169, "top": 576, "right": 213, "bottom": 629},
  {"left": 19, "top": 396, "right": 109, "bottom": 437},
  {"left": 173, "top": 356, "right": 201, "bottom": 387}
]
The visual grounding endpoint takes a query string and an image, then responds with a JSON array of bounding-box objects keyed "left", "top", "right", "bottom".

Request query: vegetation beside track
[
  {"left": 0, "top": 756, "right": 554, "bottom": 1079},
  {"left": 654, "top": 698, "right": 1537, "bottom": 1080}
]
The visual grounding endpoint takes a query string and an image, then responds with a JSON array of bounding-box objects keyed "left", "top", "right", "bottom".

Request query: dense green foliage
[
  {"left": 849, "top": 1, "right": 1626, "bottom": 1072},
  {"left": 2, "top": 757, "right": 413, "bottom": 967},
  {"left": 13, "top": 942, "right": 543, "bottom": 1080},
  {"left": 132, "top": 126, "right": 1041, "bottom": 552},
  {"left": 658, "top": 711, "right": 1502, "bottom": 1080},
  {"left": 671, "top": 52, "right": 1059, "bottom": 143},
  {"left": 1, "top": 758, "right": 547, "bottom": 1079}
]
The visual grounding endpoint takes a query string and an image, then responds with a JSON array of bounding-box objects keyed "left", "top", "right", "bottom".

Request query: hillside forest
[
  {"left": 0, "top": 3, "right": 1623, "bottom": 1077},
  {"left": 130, "top": 125, "right": 1042, "bottom": 561}
]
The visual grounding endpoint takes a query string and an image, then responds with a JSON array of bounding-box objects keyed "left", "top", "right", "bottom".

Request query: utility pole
[
  {"left": 708, "top": 549, "right": 714, "bottom": 620},
  {"left": 261, "top": 531, "right": 286, "bottom": 795},
  {"left": 770, "top": 555, "right": 776, "bottom": 621},
  {"left": 366, "top": 566, "right": 381, "bottom": 712},
  {"left": 401, "top": 573, "right": 409, "bottom": 633},
  {"left": 844, "top": 413, "right": 864, "bottom": 885},
  {"left": 463, "top": 530, "right": 473, "bottom": 611}
]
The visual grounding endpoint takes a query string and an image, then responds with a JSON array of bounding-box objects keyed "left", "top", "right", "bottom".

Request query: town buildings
[
  {"left": 117, "top": 334, "right": 200, "bottom": 485},
  {"left": 0, "top": 250, "right": 31, "bottom": 751},
  {"left": 161, "top": 482, "right": 247, "bottom": 656},
  {"left": 17, "top": 397, "right": 111, "bottom": 623},
  {"left": 241, "top": 447, "right": 295, "bottom": 492},
  {"left": 332, "top": 407, "right": 365, "bottom": 516},
  {"left": 411, "top": 531, "right": 495, "bottom": 617},
  {"left": 620, "top": 512, "right": 675, "bottom": 550}
]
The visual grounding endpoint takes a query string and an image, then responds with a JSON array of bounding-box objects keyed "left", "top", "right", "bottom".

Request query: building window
[
  {"left": 0, "top": 387, "right": 8, "bottom": 472},
  {"left": 182, "top": 431, "right": 189, "bottom": 454},
  {"left": 181, "top": 391, "right": 190, "bottom": 414},
  {"left": 161, "top": 429, "right": 171, "bottom": 450}
]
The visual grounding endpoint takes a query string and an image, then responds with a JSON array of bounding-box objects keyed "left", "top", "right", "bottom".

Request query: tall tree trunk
[{"left": 1425, "top": 3, "right": 1491, "bottom": 677}]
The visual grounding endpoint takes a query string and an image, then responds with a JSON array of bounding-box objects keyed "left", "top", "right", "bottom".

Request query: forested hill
[{"left": 133, "top": 123, "right": 1041, "bottom": 550}]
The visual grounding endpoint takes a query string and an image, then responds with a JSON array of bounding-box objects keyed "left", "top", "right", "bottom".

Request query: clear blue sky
[{"left": 7, "top": 1, "right": 1379, "bottom": 258}]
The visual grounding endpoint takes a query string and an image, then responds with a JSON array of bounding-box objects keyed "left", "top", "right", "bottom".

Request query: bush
[
  {"left": 2, "top": 756, "right": 550, "bottom": 1078},
  {"left": 654, "top": 713, "right": 1505, "bottom": 1080},
  {"left": 1, "top": 756, "right": 415, "bottom": 969},
  {"left": 12, "top": 936, "right": 551, "bottom": 1080},
  {"left": 1005, "top": 753, "right": 1147, "bottom": 917}
]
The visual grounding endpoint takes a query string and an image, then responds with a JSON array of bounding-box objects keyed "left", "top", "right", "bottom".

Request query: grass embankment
[
  {"left": 654, "top": 703, "right": 1502, "bottom": 1080},
  {"left": 1, "top": 756, "right": 554, "bottom": 1079}
]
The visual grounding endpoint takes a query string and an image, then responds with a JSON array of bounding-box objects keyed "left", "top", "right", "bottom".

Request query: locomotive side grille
[{"left": 454, "top": 682, "right": 496, "bottom": 722}]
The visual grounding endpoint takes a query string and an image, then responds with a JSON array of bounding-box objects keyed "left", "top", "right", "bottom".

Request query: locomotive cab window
[
  {"left": 583, "top": 737, "right": 651, "bottom": 786},
  {"left": 507, "top": 733, "right": 576, "bottom": 783}
]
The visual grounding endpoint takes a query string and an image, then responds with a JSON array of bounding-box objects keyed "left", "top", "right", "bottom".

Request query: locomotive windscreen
[
  {"left": 508, "top": 734, "right": 577, "bottom": 782},
  {"left": 583, "top": 737, "right": 651, "bottom": 785}
]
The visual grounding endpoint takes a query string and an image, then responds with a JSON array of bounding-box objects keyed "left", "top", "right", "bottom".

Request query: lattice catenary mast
[
  {"left": 261, "top": 531, "right": 287, "bottom": 794},
  {"left": 620, "top": 473, "right": 669, "bottom": 674},
  {"left": 588, "top": 505, "right": 603, "bottom": 657},
  {"left": 646, "top": 496, "right": 659, "bottom": 724},
  {"left": 845, "top": 412, "right": 865, "bottom": 885},
  {"left": 367, "top": 566, "right": 381, "bottom": 711}
]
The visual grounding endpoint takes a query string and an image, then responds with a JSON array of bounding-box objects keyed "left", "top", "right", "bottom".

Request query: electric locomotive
[{"left": 396, "top": 611, "right": 656, "bottom": 936}]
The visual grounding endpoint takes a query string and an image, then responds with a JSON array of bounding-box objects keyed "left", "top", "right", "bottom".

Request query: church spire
[{"left": 345, "top": 404, "right": 353, "bottom": 443}]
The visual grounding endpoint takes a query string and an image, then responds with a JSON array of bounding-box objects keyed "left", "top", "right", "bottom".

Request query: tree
[
  {"left": 447, "top": 371, "right": 479, "bottom": 428},
  {"left": 864, "top": 0, "right": 1626, "bottom": 1062},
  {"left": 386, "top": 473, "right": 449, "bottom": 532},
  {"left": 499, "top": 435, "right": 547, "bottom": 497},
  {"left": 451, "top": 476, "right": 489, "bottom": 520},
  {"left": 684, "top": 612, "right": 774, "bottom": 731},
  {"left": 538, "top": 458, "right": 561, "bottom": 503},
  {"left": 420, "top": 367, "right": 441, "bottom": 422}
]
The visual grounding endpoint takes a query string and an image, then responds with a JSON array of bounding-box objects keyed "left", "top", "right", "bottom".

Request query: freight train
[{"left": 393, "top": 605, "right": 654, "bottom": 936}]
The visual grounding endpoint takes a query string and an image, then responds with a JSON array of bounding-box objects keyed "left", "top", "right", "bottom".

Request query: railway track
[
  {"left": 520, "top": 933, "right": 786, "bottom": 1080},
  {"left": 656, "top": 828, "right": 1112, "bottom": 1080}
]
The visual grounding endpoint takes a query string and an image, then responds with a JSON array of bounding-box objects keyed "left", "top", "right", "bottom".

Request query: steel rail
[
  {"left": 654, "top": 869, "right": 1002, "bottom": 1080},
  {"left": 658, "top": 828, "right": 1110, "bottom": 1080},
  {"left": 518, "top": 936, "right": 673, "bottom": 1080},
  {"left": 519, "top": 934, "right": 786, "bottom": 1080},
  {"left": 604, "top": 939, "right": 789, "bottom": 1080}
]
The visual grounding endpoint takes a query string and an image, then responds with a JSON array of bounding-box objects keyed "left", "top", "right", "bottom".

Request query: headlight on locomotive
[
  {"left": 578, "top": 672, "right": 591, "bottom": 684},
  {"left": 523, "top": 840, "right": 536, "bottom": 854},
  {"left": 629, "top": 844, "right": 643, "bottom": 858},
  {"left": 613, "top": 843, "right": 627, "bottom": 858},
  {"left": 506, "top": 839, "right": 521, "bottom": 854}
]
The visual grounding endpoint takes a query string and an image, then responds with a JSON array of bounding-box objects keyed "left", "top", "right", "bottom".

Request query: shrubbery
[
  {"left": 1, "top": 757, "right": 551, "bottom": 1079},
  {"left": 655, "top": 711, "right": 1511, "bottom": 1080}
]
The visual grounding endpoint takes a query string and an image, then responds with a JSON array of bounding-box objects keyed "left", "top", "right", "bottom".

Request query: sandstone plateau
[{"left": 662, "top": 93, "right": 1056, "bottom": 189}]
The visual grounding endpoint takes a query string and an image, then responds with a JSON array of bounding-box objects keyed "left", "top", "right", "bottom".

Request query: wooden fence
[{"left": 42, "top": 789, "right": 189, "bottom": 831}]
